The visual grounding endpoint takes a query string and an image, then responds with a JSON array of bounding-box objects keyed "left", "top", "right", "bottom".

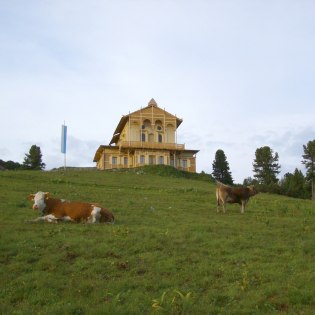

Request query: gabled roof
[{"left": 109, "top": 99, "right": 183, "bottom": 145}]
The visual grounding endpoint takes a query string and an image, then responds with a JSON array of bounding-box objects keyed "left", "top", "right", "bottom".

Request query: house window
[
  {"left": 159, "top": 156, "right": 164, "bottom": 165},
  {"left": 112, "top": 157, "right": 117, "bottom": 165},
  {"left": 149, "top": 155, "right": 155, "bottom": 165},
  {"left": 158, "top": 134, "right": 163, "bottom": 143},
  {"left": 143, "top": 119, "right": 151, "bottom": 128},
  {"left": 124, "top": 157, "right": 128, "bottom": 165},
  {"left": 182, "top": 159, "right": 187, "bottom": 169},
  {"left": 170, "top": 159, "right": 175, "bottom": 167},
  {"left": 155, "top": 120, "right": 163, "bottom": 130},
  {"left": 141, "top": 133, "right": 146, "bottom": 142},
  {"left": 140, "top": 155, "right": 145, "bottom": 164},
  {"left": 149, "top": 133, "right": 154, "bottom": 142}
]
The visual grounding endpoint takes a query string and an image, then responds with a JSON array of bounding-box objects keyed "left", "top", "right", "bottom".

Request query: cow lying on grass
[
  {"left": 216, "top": 181, "right": 257, "bottom": 214},
  {"left": 27, "top": 191, "right": 114, "bottom": 223}
]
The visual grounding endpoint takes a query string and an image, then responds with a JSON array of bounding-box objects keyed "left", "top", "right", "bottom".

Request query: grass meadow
[{"left": 0, "top": 167, "right": 315, "bottom": 314}]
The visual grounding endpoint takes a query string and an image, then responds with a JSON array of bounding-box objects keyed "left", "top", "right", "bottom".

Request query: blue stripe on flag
[{"left": 61, "top": 125, "right": 67, "bottom": 153}]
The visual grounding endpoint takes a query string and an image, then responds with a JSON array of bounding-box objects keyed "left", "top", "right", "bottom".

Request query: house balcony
[{"left": 118, "top": 141, "right": 185, "bottom": 151}]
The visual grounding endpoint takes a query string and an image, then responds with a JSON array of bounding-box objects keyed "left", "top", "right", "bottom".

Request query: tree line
[
  {"left": 212, "top": 140, "right": 315, "bottom": 200},
  {"left": 0, "top": 145, "right": 45, "bottom": 170}
]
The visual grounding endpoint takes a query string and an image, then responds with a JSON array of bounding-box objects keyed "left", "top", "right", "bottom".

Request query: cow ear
[
  {"left": 27, "top": 194, "right": 35, "bottom": 201},
  {"left": 44, "top": 192, "right": 50, "bottom": 199}
]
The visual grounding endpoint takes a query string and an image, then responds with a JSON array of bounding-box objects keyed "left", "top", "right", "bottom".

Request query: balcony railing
[{"left": 118, "top": 141, "right": 185, "bottom": 150}]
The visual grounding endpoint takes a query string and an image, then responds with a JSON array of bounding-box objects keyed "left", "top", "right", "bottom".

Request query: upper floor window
[
  {"left": 155, "top": 120, "right": 163, "bottom": 128},
  {"left": 143, "top": 119, "right": 151, "bottom": 129},
  {"left": 158, "top": 134, "right": 163, "bottom": 143},
  {"left": 141, "top": 133, "right": 146, "bottom": 142},
  {"left": 149, "top": 133, "right": 154, "bottom": 142}
]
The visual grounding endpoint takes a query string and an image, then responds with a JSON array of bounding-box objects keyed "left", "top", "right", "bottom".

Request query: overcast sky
[{"left": 1, "top": 0, "right": 314, "bottom": 183}]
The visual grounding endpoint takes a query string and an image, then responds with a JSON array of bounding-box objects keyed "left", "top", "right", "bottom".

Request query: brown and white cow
[
  {"left": 27, "top": 191, "right": 114, "bottom": 223},
  {"left": 216, "top": 181, "right": 257, "bottom": 214}
]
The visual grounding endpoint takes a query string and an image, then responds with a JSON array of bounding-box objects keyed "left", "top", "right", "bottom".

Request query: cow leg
[
  {"left": 217, "top": 201, "right": 224, "bottom": 213},
  {"left": 222, "top": 202, "right": 226, "bottom": 213},
  {"left": 216, "top": 189, "right": 220, "bottom": 213},
  {"left": 240, "top": 201, "right": 246, "bottom": 214},
  {"left": 217, "top": 200, "right": 227, "bottom": 213},
  {"left": 216, "top": 201, "right": 220, "bottom": 213},
  {"left": 60, "top": 216, "right": 74, "bottom": 222},
  {"left": 32, "top": 214, "right": 59, "bottom": 223},
  {"left": 87, "top": 206, "right": 102, "bottom": 223}
]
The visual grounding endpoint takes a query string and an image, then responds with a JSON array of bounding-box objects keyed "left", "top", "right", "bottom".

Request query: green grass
[{"left": 0, "top": 167, "right": 315, "bottom": 314}]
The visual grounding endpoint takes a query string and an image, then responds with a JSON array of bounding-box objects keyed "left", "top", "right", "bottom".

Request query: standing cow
[
  {"left": 216, "top": 181, "right": 257, "bottom": 214},
  {"left": 27, "top": 191, "right": 114, "bottom": 223}
]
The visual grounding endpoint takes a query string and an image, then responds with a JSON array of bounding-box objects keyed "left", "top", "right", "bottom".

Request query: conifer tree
[
  {"left": 280, "top": 168, "right": 307, "bottom": 199},
  {"left": 302, "top": 140, "right": 315, "bottom": 181},
  {"left": 212, "top": 149, "right": 233, "bottom": 185},
  {"left": 302, "top": 139, "right": 315, "bottom": 198},
  {"left": 253, "top": 146, "right": 280, "bottom": 185},
  {"left": 23, "top": 145, "right": 46, "bottom": 170}
]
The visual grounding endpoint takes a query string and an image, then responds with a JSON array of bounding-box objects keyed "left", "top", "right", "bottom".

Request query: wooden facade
[{"left": 93, "top": 99, "right": 199, "bottom": 172}]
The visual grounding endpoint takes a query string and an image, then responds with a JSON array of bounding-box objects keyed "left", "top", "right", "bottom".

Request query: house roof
[
  {"left": 93, "top": 145, "right": 107, "bottom": 162},
  {"left": 93, "top": 145, "right": 199, "bottom": 162},
  {"left": 109, "top": 98, "right": 183, "bottom": 145}
]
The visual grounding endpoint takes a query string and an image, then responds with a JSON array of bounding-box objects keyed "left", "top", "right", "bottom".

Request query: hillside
[{"left": 0, "top": 167, "right": 314, "bottom": 314}]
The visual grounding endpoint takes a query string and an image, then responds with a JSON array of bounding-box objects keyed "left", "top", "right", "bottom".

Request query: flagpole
[
  {"left": 64, "top": 121, "right": 66, "bottom": 171},
  {"left": 61, "top": 122, "right": 67, "bottom": 171},
  {"left": 64, "top": 148, "right": 66, "bottom": 171}
]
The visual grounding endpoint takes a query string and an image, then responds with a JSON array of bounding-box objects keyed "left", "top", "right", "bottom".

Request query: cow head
[
  {"left": 28, "top": 191, "right": 50, "bottom": 214},
  {"left": 247, "top": 185, "right": 258, "bottom": 196}
]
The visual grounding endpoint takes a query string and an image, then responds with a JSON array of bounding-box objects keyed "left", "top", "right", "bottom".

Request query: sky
[{"left": 1, "top": 0, "right": 314, "bottom": 183}]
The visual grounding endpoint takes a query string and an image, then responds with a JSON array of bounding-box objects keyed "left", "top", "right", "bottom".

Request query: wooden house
[{"left": 93, "top": 99, "right": 199, "bottom": 172}]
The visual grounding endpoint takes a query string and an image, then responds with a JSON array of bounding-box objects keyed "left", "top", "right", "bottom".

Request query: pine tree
[
  {"left": 302, "top": 139, "right": 315, "bottom": 199},
  {"left": 280, "top": 168, "right": 308, "bottom": 199},
  {"left": 253, "top": 146, "right": 280, "bottom": 185},
  {"left": 212, "top": 149, "right": 233, "bottom": 185},
  {"left": 302, "top": 140, "right": 315, "bottom": 181},
  {"left": 23, "top": 145, "right": 46, "bottom": 170}
]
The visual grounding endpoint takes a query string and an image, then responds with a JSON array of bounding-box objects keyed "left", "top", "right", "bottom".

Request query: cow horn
[{"left": 27, "top": 194, "right": 35, "bottom": 201}]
